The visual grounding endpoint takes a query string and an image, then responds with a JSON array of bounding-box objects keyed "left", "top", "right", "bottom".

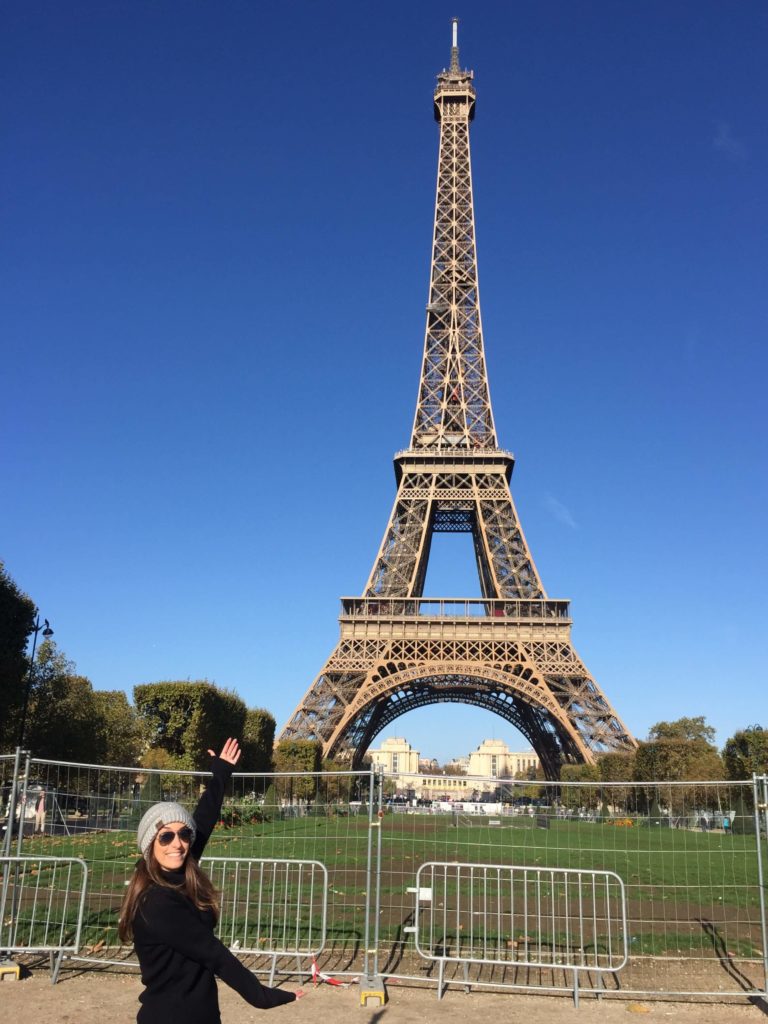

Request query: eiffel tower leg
[{"left": 279, "top": 650, "right": 368, "bottom": 750}]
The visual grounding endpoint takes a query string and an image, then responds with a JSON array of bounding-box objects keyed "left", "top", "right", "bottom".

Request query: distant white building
[
  {"left": 367, "top": 737, "right": 419, "bottom": 775},
  {"left": 368, "top": 736, "right": 539, "bottom": 798},
  {"left": 468, "top": 739, "right": 539, "bottom": 778},
  {"left": 510, "top": 749, "right": 540, "bottom": 777}
]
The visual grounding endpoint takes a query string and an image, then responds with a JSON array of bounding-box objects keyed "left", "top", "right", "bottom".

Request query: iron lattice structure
[{"left": 279, "top": 26, "right": 636, "bottom": 777}]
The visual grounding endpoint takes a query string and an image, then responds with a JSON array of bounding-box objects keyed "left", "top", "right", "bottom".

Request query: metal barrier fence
[
  {"left": 408, "top": 862, "right": 627, "bottom": 1005},
  {"left": 377, "top": 773, "right": 768, "bottom": 1001},
  {"left": 1, "top": 750, "right": 766, "bottom": 1003},
  {"left": 1, "top": 755, "right": 375, "bottom": 987},
  {"left": 0, "top": 856, "right": 89, "bottom": 982},
  {"left": 202, "top": 857, "right": 328, "bottom": 984}
]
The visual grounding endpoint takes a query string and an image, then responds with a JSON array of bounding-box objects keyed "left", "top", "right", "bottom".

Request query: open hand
[{"left": 207, "top": 737, "right": 241, "bottom": 766}]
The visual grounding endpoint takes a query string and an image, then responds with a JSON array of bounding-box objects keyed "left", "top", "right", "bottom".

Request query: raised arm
[{"left": 189, "top": 738, "right": 242, "bottom": 859}]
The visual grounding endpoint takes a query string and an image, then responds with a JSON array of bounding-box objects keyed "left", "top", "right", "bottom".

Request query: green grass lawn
[
  {"left": 7, "top": 812, "right": 765, "bottom": 958},
  {"left": 15, "top": 813, "right": 764, "bottom": 901}
]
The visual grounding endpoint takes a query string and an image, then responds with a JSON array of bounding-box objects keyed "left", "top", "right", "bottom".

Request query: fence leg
[
  {"left": 755, "top": 774, "right": 768, "bottom": 1000},
  {"left": 359, "top": 768, "right": 386, "bottom": 1007},
  {"left": 51, "top": 949, "right": 65, "bottom": 985},
  {"left": 268, "top": 953, "right": 276, "bottom": 987},
  {"left": 572, "top": 967, "right": 579, "bottom": 1008},
  {"left": 595, "top": 970, "right": 606, "bottom": 1000},
  {"left": 753, "top": 770, "right": 768, "bottom": 995}
]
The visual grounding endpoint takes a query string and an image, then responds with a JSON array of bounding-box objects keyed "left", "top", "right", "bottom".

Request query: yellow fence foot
[
  {"left": 359, "top": 974, "right": 387, "bottom": 1007},
  {"left": 0, "top": 960, "right": 21, "bottom": 982}
]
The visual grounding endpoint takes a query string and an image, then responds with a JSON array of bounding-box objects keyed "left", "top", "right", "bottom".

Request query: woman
[{"left": 119, "top": 738, "right": 303, "bottom": 1023}]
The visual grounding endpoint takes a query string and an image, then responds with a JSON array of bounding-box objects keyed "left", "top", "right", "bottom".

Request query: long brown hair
[{"left": 118, "top": 848, "right": 219, "bottom": 943}]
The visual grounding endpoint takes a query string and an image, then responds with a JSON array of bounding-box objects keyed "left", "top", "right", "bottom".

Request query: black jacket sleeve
[
  {"left": 190, "top": 757, "right": 233, "bottom": 860},
  {"left": 138, "top": 887, "right": 295, "bottom": 1009}
]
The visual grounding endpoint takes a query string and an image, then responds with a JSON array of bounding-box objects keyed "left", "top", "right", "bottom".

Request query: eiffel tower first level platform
[{"left": 278, "top": 23, "right": 636, "bottom": 778}]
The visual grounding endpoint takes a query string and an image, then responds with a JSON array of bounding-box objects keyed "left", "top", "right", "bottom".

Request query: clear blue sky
[{"left": 2, "top": 3, "right": 766, "bottom": 764}]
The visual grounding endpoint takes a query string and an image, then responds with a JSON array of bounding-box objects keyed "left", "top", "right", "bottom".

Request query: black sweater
[{"left": 132, "top": 757, "right": 295, "bottom": 1024}]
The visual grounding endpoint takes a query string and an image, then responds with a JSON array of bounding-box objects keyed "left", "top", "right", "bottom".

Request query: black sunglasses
[{"left": 156, "top": 826, "right": 193, "bottom": 846}]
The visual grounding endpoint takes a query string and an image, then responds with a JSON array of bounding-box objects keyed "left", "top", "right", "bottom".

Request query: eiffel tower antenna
[
  {"left": 450, "top": 17, "right": 460, "bottom": 71},
  {"left": 278, "top": 25, "right": 637, "bottom": 777}
]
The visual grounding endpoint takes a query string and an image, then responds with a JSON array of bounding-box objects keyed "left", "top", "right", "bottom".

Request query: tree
[
  {"left": 598, "top": 752, "right": 636, "bottom": 782},
  {"left": 499, "top": 764, "right": 546, "bottom": 803},
  {"left": 730, "top": 790, "right": 756, "bottom": 835},
  {"left": 139, "top": 748, "right": 174, "bottom": 804},
  {"left": 598, "top": 751, "right": 637, "bottom": 814},
  {"left": 92, "top": 690, "right": 143, "bottom": 767},
  {"left": 240, "top": 708, "right": 276, "bottom": 773},
  {"left": 559, "top": 763, "right": 601, "bottom": 810},
  {"left": 722, "top": 725, "right": 768, "bottom": 780},
  {"left": 273, "top": 740, "right": 322, "bottom": 802},
  {"left": 647, "top": 717, "right": 716, "bottom": 745},
  {"left": 634, "top": 717, "right": 723, "bottom": 783},
  {"left": 23, "top": 639, "right": 101, "bottom": 762},
  {"left": 634, "top": 716, "right": 723, "bottom": 815},
  {"left": 318, "top": 757, "right": 353, "bottom": 804},
  {"left": 134, "top": 681, "right": 247, "bottom": 770},
  {"left": 262, "top": 782, "right": 279, "bottom": 819},
  {"left": 0, "top": 561, "right": 36, "bottom": 751}
]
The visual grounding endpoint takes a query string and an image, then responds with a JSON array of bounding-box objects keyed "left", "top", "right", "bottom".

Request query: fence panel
[
  {"left": 375, "top": 774, "right": 767, "bottom": 999},
  {"left": 202, "top": 857, "right": 327, "bottom": 984},
  {"left": 409, "top": 861, "right": 626, "bottom": 1003},
  {"left": 0, "top": 855, "right": 88, "bottom": 981},
  {"left": 8, "top": 757, "right": 373, "bottom": 981}
]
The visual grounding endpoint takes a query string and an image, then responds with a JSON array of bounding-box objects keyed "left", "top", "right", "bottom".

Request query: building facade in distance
[
  {"left": 468, "top": 739, "right": 540, "bottom": 779},
  {"left": 367, "top": 737, "right": 420, "bottom": 775},
  {"left": 367, "top": 736, "right": 540, "bottom": 800}
]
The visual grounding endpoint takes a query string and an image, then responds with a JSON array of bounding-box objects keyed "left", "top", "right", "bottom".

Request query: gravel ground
[{"left": 1, "top": 969, "right": 766, "bottom": 1024}]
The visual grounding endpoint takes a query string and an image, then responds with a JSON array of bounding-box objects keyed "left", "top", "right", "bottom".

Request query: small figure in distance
[
  {"left": 119, "top": 738, "right": 305, "bottom": 1022},
  {"left": 34, "top": 788, "right": 46, "bottom": 834}
]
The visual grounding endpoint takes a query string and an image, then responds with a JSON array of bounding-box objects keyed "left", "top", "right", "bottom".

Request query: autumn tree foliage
[
  {"left": 633, "top": 717, "right": 723, "bottom": 783},
  {"left": 722, "top": 725, "right": 768, "bottom": 779}
]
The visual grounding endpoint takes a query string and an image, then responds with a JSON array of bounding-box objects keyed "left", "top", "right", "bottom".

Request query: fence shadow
[{"left": 697, "top": 917, "right": 767, "bottom": 1013}]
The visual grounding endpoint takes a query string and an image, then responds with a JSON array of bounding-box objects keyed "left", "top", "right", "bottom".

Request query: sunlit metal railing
[
  {"left": 408, "top": 861, "right": 627, "bottom": 1006},
  {"left": 340, "top": 597, "right": 570, "bottom": 620},
  {"left": 0, "top": 855, "right": 88, "bottom": 982}
]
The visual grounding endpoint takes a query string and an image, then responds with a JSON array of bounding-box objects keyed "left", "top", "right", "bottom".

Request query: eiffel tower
[{"left": 279, "top": 22, "right": 636, "bottom": 778}]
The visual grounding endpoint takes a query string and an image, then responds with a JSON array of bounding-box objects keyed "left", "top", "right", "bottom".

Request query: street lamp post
[{"left": 17, "top": 612, "right": 54, "bottom": 750}]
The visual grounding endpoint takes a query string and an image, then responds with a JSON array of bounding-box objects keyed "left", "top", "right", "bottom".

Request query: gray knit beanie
[{"left": 137, "top": 802, "right": 196, "bottom": 862}]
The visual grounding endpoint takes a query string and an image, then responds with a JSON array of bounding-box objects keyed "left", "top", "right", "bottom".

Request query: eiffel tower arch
[{"left": 279, "top": 23, "right": 637, "bottom": 778}]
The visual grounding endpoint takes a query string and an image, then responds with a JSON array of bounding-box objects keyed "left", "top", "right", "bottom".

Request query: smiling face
[{"left": 152, "top": 821, "right": 192, "bottom": 871}]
